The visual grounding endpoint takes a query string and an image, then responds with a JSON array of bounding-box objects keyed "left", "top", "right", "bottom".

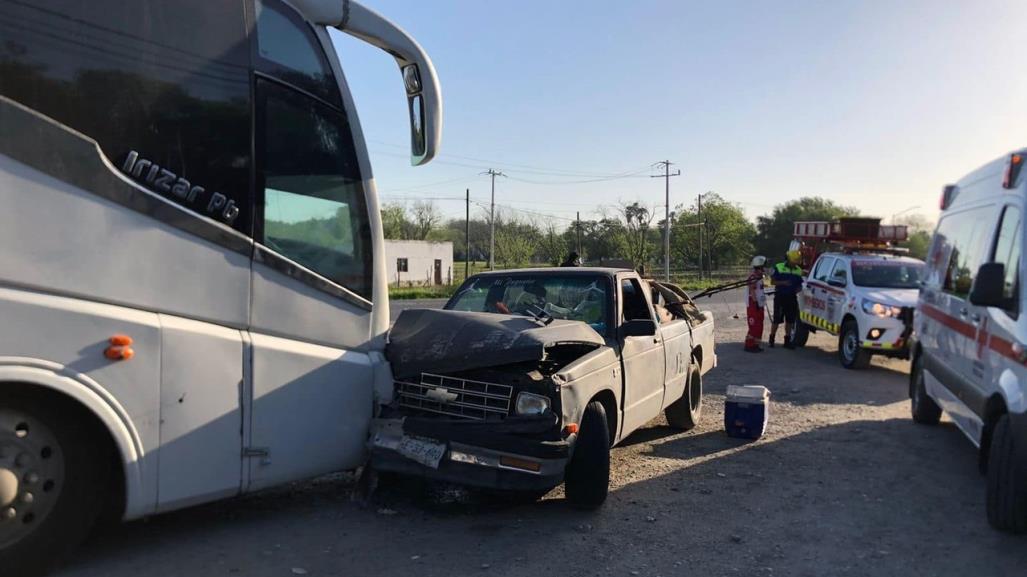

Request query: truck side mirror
[
  {"left": 621, "top": 319, "right": 657, "bottom": 338},
  {"left": 970, "top": 262, "right": 1008, "bottom": 308}
]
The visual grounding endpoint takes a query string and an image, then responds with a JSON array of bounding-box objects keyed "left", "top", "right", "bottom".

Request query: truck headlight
[
  {"left": 515, "top": 392, "right": 551, "bottom": 416},
  {"left": 861, "top": 299, "right": 902, "bottom": 318}
]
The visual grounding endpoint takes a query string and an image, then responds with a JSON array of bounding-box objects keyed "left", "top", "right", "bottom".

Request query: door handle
[
  {"left": 959, "top": 307, "right": 969, "bottom": 317},
  {"left": 970, "top": 313, "right": 982, "bottom": 324}
]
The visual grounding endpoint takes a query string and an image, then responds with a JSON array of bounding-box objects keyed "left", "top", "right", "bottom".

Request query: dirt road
[{"left": 56, "top": 292, "right": 1026, "bottom": 577}]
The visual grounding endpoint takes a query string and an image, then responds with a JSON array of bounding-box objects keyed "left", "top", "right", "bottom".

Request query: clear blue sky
[{"left": 330, "top": 0, "right": 1027, "bottom": 228}]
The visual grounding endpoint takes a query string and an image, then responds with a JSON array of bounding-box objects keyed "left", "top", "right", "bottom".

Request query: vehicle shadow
[{"left": 58, "top": 417, "right": 1026, "bottom": 577}]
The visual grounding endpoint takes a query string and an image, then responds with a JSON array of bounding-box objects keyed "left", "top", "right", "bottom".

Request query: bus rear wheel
[{"left": 0, "top": 391, "right": 111, "bottom": 576}]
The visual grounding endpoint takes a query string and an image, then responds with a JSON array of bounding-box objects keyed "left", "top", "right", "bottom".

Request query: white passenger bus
[{"left": 0, "top": 1, "right": 441, "bottom": 573}]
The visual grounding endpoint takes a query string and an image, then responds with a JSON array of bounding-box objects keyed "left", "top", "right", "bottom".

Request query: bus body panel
[
  {"left": 247, "top": 331, "right": 374, "bottom": 491},
  {"left": 0, "top": 285, "right": 162, "bottom": 517},
  {"left": 155, "top": 315, "right": 246, "bottom": 512}
]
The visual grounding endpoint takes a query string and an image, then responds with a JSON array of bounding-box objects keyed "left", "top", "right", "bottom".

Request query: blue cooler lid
[{"left": 726, "top": 385, "right": 770, "bottom": 403}]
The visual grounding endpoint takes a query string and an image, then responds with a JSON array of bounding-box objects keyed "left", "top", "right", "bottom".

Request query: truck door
[
  {"left": 801, "top": 256, "right": 835, "bottom": 331},
  {"left": 246, "top": 0, "right": 377, "bottom": 490},
  {"left": 824, "top": 259, "right": 850, "bottom": 332},
  {"left": 618, "top": 277, "right": 667, "bottom": 436}
]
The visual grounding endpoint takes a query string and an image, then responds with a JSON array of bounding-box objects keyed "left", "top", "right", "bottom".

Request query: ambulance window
[
  {"left": 256, "top": 79, "right": 371, "bottom": 300},
  {"left": 829, "top": 260, "right": 849, "bottom": 285},
  {"left": 939, "top": 207, "right": 992, "bottom": 299},
  {"left": 991, "top": 205, "right": 1021, "bottom": 309},
  {"left": 0, "top": 0, "right": 253, "bottom": 234},
  {"left": 813, "top": 257, "right": 835, "bottom": 282},
  {"left": 254, "top": 0, "right": 342, "bottom": 109}
]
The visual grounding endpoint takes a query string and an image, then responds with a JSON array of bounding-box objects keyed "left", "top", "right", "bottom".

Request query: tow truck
[{"left": 788, "top": 218, "right": 925, "bottom": 369}]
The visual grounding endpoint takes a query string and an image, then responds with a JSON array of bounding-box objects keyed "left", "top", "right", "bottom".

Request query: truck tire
[
  {"left": 839, "top": 320, "right": 871, "bottom": 370},
  {"left": 910, "top": 354, "right": 941, "bottom": 425},
  {"left": 665, "top": 362, "right": 703, "bottom": 431},
  {"left": 986, "top": 414, "right": 1027, "bottom": 533},
  {"left": 564, "top": 401, "right": 610, "bottom": 509},
  {"left": 0, "top": 391, "right": 111, "bottom": 577},
  {"left": 791, "top": 321, "right": 810, "bottom": 348}
]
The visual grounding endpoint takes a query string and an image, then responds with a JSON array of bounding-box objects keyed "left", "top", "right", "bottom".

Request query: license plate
[{"left": 396, "top": 435, "right": 447, "bottom": 469}]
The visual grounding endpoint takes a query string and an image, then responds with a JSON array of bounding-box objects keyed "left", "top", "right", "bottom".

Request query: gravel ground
[{"left": 56, "top": 291, "right": 1027, "bottom": 577}]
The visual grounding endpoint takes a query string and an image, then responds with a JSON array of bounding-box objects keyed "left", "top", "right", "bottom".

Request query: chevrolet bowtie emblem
[{"left": 425, "top": 387, "right": 459, "bottom": 403}]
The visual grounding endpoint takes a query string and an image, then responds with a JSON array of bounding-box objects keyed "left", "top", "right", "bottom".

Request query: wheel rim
[
  {"left": 0, "top": 408, "right": 65, "bottom": 550},
  {"left": 843, "top": 330, "right": 858, "bottom": 362}
]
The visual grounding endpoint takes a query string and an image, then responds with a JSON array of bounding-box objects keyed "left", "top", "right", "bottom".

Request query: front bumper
[
  {"left": 369, "top": 414, "right": 570, "bottom": 492},
  {"left": 858, "top": 311, "right": 913, "bottom": 357}
]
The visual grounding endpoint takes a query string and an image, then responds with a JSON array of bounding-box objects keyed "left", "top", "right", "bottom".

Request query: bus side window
[
  {"left": 0, "top": 0, "right": 253, "bottom": 234},
  {"left": 256, "top": 79, "right": 371, "bottom": 300}
]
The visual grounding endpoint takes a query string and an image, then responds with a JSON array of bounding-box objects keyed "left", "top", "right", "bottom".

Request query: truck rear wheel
[
  {"left": 790, "top": 321, "right": 809, "bottom": 348},
  {"left": 665, "top": 362, "right": 702, "bottom": 431},
  {"left": 839, "top": 320, "right": 871, "bottom": 369},
  {"left": 564, "top": 401, "right": 610, "bottom": 509},
  {"left": 0, "top": 391, "right": 111, "bottom": 576},
  {"left": 986, "top": 414, "right": 1027, "bottom": 533}
]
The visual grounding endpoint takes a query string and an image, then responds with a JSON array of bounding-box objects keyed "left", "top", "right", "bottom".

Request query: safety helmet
[
  {"left": 751, "top": 255, "right": 767, "bottom": 268},
  {"left": 786, "top": 250, "right": 801, "bottom": 264}
]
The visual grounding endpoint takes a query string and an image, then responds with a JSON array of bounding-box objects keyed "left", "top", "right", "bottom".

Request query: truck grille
[{"left": 395, "top": 373, "right": 513, "bottom": 420}]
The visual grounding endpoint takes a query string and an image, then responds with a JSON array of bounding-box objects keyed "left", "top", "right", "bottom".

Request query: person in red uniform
[{"left": 745, "top": 255, "right": 767, "bottom": 353}]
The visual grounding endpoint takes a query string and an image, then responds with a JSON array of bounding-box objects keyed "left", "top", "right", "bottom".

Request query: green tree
[
  {"left": 537, "top": 221, "right": 567, "bottom": 266},
  {"left": 671, "top": 193, "right": 755, "bottom": 270},
  {"left": 620, "top": 202, "right": 656, "bottom": 268},
  {"left": 896, "top": 213, "right": 935, "bottom": 260},
  {"left": 381, "top": 203, "right": 409, "bottom": 240},
  {"left": 755, "top": 197, "right": 859, "bottom": 259}
]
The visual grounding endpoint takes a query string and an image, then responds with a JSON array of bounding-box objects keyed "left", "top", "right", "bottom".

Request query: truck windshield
[
  {"left": 447, "top": 275, "right": 609, "bottom": 334},
  {"left": 851, "top": 260, "right": 924, "bottom": 289}
]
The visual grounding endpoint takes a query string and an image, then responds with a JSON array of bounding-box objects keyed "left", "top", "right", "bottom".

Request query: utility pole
[
  {"left": 697, "top": 193, "right": 702, "bottom": 281},
  {"left": 651, "top": 160, "right": 681, "bottom": 281},
  {"left": 481, "top": 169, "right": 506, "bottom": 270},
  {"left": 576, "top": 211, "right": 582, "bottom": 255},
  {"left": 465, "top": 188, "right": 470, "bottom": 280}
]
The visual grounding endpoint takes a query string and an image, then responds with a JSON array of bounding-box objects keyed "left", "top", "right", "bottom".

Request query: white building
[{"left": 384, "top": 240, "right": 454, "bottom": 286}]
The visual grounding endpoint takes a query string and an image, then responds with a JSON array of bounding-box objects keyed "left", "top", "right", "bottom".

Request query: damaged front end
[{"left": 371, "top": 309, "right": 604, "bottom": 491}]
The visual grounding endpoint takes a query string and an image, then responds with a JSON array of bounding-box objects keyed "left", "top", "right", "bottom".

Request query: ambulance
[
  {"left": 911, "top": 150, "right": 1027, "bottom": 533},
  {"left": 790, "top": 219, "right": 925, "bottom": 369}
]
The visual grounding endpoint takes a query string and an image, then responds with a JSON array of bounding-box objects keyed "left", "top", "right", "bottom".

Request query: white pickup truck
[{"left": 372, "top": 267, "right": 717, "bottom": 507}]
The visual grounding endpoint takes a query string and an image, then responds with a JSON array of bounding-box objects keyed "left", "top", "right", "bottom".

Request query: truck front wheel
[
  {"left": 564, "top": 401, "right": 610, "bottom": 509},
  {"left": 0, "top": 391, "right": 111, "bottom": 577},
  {"left": 839, "top": 320, "right": 871, "bottom": 369}
]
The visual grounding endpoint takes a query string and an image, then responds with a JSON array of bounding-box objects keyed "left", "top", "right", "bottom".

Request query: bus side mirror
[
  {"left": 332, "top": 1, "right": 442, "bottom": 165},
  {"left": 970, "top": 263, "right": 1008, "bottom": 308}
]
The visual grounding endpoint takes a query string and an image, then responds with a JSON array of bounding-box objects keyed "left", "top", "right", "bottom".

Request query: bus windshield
[
  {"left": 447, "top": 275, "right": 610, "bottom": 335},
  {"left": 851, "top": 260, "right": 924, "bottom": 289}
]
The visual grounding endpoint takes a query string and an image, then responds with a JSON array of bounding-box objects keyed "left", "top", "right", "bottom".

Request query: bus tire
[
  {"left": 986, "top": 414, "right": 1027, "bottom": 533},
  {"left": 0, "top": 390, "right": 111, "bottom": 576},
  {"left": 564, "top": 401, "right": 610, "bottom": 509}
]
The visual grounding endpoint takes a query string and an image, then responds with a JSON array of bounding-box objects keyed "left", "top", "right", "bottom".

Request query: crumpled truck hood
[{"left": 387, "top": 309, "right": 606, "bottom": 378}]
